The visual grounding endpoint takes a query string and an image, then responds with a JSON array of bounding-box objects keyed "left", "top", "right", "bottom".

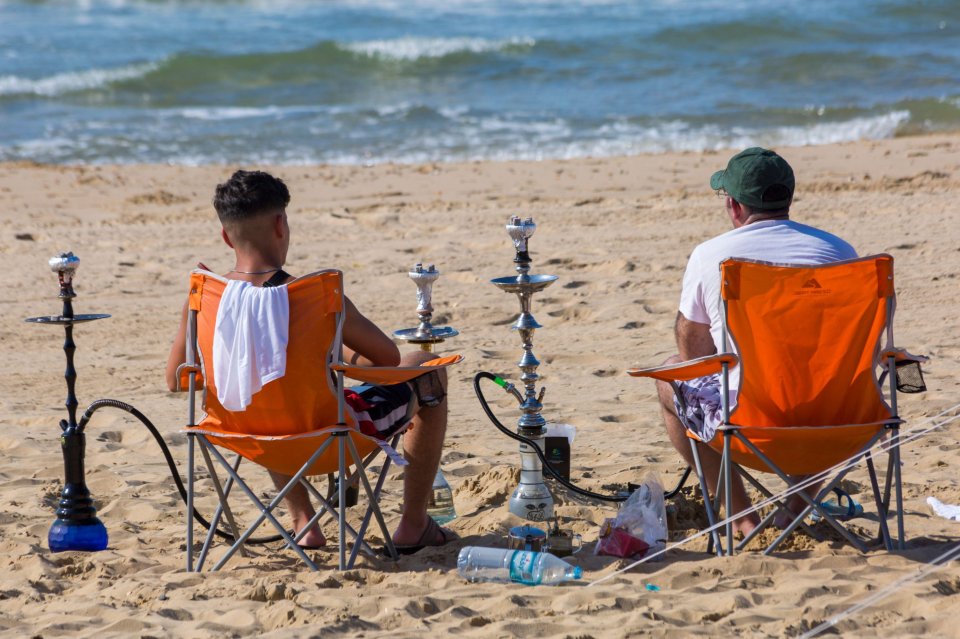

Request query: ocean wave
[
  {"left": 0, "top": 63, "right": 159, "bottom": 97},
  {"left": 0, "top": 108, "right": 930, "bottom": 166},
  {"left": 762, "top": 111, "right": 911, "bottom": 147},
  {"left": 341, "top": 36, "right": 535, "bottom": 61}
]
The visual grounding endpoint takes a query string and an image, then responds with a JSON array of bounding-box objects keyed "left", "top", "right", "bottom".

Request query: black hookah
[
  {"left": 26, "top": 253, "right": 287, "bottom": 552},
  {"left": 26, "top": 253, "right": 111, "bottom": 551}
]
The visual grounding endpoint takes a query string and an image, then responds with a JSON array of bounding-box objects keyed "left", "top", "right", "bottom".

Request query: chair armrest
[
  {"left": 175, "top": 364, "right": 204, "bottom": 392},
  {"left": 627, "top": 353, "right": 739, "bottom": 382},
  {"left": 880, "top": 348, "right": 929, "bottom": 364},
  {"left": 332, "top": 354, "right": 463, "bottom": 384}
]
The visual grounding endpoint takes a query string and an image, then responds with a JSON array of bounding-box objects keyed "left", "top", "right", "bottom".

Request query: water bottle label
[{"left": 508, "top": 550, "right": 538, "bottom": 584}]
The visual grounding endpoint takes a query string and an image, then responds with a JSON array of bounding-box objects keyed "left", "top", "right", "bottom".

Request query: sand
[{"left": 1, "top": 134, "right": 959, "bottom": 638}]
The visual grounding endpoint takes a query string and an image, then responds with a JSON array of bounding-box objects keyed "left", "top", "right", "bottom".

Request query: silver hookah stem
[{"left": 507, "top": 217, "right": 547, "bottom": 434}]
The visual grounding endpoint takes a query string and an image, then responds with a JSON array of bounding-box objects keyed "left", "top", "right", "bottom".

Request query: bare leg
[
  {"left": 268, "top": 471, "right": 326, "bottom": 548},
  {"left": 391, "top": 349, "right": 452, "bottom": 546},
  {"left": 773, "top": 475, "right": 824, "bottom": 528},
  {"left": 656, "top": 355, "right": 759, "bottom": 537}
]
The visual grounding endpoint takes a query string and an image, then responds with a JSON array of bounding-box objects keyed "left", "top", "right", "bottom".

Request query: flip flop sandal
[
  {"left": 384, "top": 518, "right": 458, "bottom": 556},
  {"left": 810, "top": 488, "right": 864, "bottom": 523}
]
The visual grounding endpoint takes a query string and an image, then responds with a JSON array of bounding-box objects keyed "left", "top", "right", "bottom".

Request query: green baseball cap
[{"left": 710, "top": 147, "right": 795, "bottom": 210}]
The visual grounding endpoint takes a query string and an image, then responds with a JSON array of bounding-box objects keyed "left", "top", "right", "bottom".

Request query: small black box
[{"left": 543, "top": 436, "right": 570, "bottom": 482}]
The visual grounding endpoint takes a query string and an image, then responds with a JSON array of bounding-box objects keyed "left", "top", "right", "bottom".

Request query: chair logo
[{"left": 795, "top": 277, "right": 831, "bottom": 296}]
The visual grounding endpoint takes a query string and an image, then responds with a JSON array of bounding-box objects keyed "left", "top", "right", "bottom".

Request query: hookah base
[{"left": 48, "top": 517, "right": 108, "bottom": 552}]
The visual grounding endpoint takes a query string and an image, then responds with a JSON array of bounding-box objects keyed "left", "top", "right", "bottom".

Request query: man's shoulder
[
  {"left": 691, "top": 219, "right": 856, "bottom": 265},
  {"left": 781, "top": 219, "right": 853, "bottom": 243}
]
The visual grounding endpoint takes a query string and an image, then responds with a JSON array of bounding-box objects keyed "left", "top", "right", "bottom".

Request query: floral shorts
[{"left": 672, "top": 374, "right": 725, "bottom": 442}]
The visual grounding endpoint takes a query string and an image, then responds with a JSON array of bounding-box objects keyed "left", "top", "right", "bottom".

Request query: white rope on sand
[
  {"left": 587, "top": 402, "right": 960, "bottom": 588},
  {"left": 799, "top": 541, "right": 960, "bottom": 638}
]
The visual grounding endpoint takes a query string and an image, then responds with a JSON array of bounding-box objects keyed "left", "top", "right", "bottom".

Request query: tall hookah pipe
[
  {"left": 479, "top": 221, "right": 692, "bottom": 507},
  {"left": 487, "top": 217, "right": 559, "bottom": 521},
  {"left": 27, "top": 253, "right": 288, "bottom": 549},
  {"left": 26, "top": 253, "right": 111, "bottom": 551}
]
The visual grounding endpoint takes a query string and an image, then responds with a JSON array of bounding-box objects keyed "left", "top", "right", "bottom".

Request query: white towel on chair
[{"left": 213, "top": 279, "right": 289, "bottom": 411}]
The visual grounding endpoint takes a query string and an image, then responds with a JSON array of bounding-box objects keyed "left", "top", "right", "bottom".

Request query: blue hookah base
[{"left": 48, "top": 518, "right": 108, "bottom": 552}]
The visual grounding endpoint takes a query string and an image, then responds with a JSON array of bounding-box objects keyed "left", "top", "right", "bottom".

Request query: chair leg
[
  {"left": 347, "top": 465, "right": 389, "bottom": 567},
  {"left": 197, "top": 448, "right": 245, "bottom": 571},
  {"left": 723, "top": 432, "right": 734, "bottom": 556},
  {"left": 735, "top": 466, "right": 820, "bottom": 545},
  {"left": 302, "top": 480, "right": 371, "bottom": 556},
  {"left": 303, "top": 433, "right": 403, "bottom": 567},
  {"left": 689, "top": 440, "right": 723, "bottom": 556},
  {"left": 737, "top": 486, "right": 800, "bottom": 552},
  {"left": 186, "top": 434, "right": 195, "bottom": 573},
  {"left": 338, "top": 433, "right": 347, "bottom": 571},
  {"left": 354, "top": 450, "right": 398, "bottom": 563},
  {"left": 203, "top": 438, "right": 329, "bottom": 571},
  {"left": 892, "top": 426, "right": 906, "bottom": 550},
  {"left": 733, "top": 431, "right": 879, "bottom": 554},
  {"left": 346, "top": 435, "right": 398, "bottom": 565},
  {"left": 866, "top": 453, "right": 893, "bottom": 551}
]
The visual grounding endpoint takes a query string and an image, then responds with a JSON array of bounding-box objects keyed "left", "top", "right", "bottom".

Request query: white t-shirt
[{"left": 679, "top": 219, "right": 857, "bottom": 357}]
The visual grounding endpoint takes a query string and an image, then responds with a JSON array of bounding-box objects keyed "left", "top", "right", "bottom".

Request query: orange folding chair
[
  {"left": 176, "top": 269, "right": 461, "bottom": 571},
  {"left": 629, "top": 255, "right": 926, "bottom": 555}
]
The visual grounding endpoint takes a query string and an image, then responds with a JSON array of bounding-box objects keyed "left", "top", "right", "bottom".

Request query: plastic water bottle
[
  {"left": 427, "top": 469, "right": 457, "bottom": 525},
  {"left": 457, "top": 546, "right": 582, "bottom": 585}
]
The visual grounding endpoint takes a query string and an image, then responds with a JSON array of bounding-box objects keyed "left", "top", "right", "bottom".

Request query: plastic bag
[{"left": 595, "top": 472, "right": 668, "bottom": 559}]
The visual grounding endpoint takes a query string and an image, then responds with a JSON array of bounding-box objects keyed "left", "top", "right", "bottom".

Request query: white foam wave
[
  {"left": 0, "top": 63, "right": 158, "bottom": 97},
  {"left": 177, "top": 106, "right": 285, "bottom": 120},
  {"left": 308, "top": 110, "right": 913, "bottom": 164},
  {"left": 762, "top": 110, "right": 911, "bottom": 147},
  {"left": 0, "top": 109, "right": 914, "bottom": 166},
  {"left": 342, "top": 36, "right": 534, "bottom": 61}
]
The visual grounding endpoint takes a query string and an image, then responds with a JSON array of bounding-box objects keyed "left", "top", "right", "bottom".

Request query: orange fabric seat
[
  {"left": 179, "top": 269, "right": 461, "bottom": 570},
  {"left": 709, "top": 256, "right": 896, "bottom": 475}
]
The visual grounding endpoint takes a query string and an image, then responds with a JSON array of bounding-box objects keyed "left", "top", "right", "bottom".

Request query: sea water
[{"left": 1, "top": 0, "right": 957, "bottom": 165}]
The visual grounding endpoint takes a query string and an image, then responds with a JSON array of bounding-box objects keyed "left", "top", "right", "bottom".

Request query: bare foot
[
  {"left": 392, "top": 515, "right": 457, "bottom": 548},
  {"left": 773, "top": 495, "right": 810, "bottom": 529},
  {"left": 732, "top": 517, "right": 758, "bottom": 538},
  {"left": 295, "top": 521, "right": 327, "bottom": 549}
]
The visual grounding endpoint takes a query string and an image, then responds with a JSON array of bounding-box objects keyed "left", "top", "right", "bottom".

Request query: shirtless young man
[
  {"left": 165, "top": 169, "right": 454, "bottom": 552},
  {"left": 657, "top": 148, "right": 857, "bottom": 536}
]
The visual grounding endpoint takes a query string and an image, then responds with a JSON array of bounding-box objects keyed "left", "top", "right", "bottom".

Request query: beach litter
[
  {"left": 927, "top": 496, "right": 960, "bottom": 522},
  {"left": 595, "top": 473, "right": 667, "bottom": 559}
]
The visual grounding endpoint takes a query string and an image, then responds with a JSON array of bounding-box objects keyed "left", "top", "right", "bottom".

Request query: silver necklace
[{"left": 230, "top": 267, "right": 282, "bottom": 275}]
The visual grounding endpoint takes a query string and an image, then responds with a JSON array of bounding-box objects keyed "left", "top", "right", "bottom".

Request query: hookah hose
[
  {"left": 78, "top": 399, "right": 283, "bottom": 545},
  {"left": 474, "top": 372, "right": 627, "bottom": 503},
  {"left": 474, "top": 372, "right": 692, "bottom": 503}
]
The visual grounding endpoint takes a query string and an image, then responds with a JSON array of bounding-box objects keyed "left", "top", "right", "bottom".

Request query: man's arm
[
  {"left": 164, "top": 300, "right": 189, "bottom": 392},
  {"left": 341, "top": 296, "right": 401, "bottom": 367},
  {"left": 674, "top": 311, "right": 716, "bottom": 361}
]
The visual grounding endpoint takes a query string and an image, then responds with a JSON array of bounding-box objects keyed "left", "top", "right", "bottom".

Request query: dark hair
[{"left": 214, "top": 170, "right": 290, "bottom": 223}]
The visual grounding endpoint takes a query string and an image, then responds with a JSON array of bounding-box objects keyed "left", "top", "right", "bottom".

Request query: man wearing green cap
[{"left": 656, "top": 147, "right": 856, "bottom": 536}]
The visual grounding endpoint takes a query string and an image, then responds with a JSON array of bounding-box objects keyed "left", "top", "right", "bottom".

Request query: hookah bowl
[
  {"left": 491, "top": 216, "right": 558, "bottom": 522},
  {"left": 393, "top": 263, "right": 460, "bottom": 524},
  {"left": 25, "top": 253, "right": 110, "bottom": 552},
  {"left": 393, "top": 263, "right": 459, "bottom": 349}
]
